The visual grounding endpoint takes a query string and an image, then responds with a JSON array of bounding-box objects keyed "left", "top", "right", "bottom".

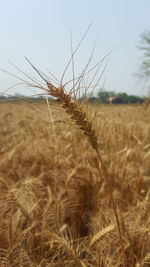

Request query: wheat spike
[
  {"left": 47, "top": 82, "right": 98, "bottom": 150},
  {"left": 89, "top": 224, "right": 115, "bottom": 248}
]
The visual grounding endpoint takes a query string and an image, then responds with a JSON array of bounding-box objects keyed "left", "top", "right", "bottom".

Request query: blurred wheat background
[{"left": 0, "top": 100, "right": 150, "bottom": 266}]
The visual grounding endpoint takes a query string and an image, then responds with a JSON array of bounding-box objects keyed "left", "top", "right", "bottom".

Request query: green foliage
[
  {"left": 98, "top": 91, "right": 116, "bottom": 104},
  {"left": 89, "top": 91, "right": 144, "bottom": 104},
  {"left": 98, "top": 91, "right": 110, "bottom": 103},
  {"left": 88, "top": 96, "right": 98, "bottom": 103},
  {"left": 117, "top": 93, "right": 144, "bottom": 104}
]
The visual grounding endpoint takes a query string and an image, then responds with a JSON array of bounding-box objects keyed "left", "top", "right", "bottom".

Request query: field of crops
[{"left": 0, "top": 101, "right": 150, "bottom": 266}]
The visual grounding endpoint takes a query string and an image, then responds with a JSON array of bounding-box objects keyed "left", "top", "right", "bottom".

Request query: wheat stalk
[
  {"left": 24, "top": 58, "right": 125, "bottom": 255},
  {"left": 46, "top": 81, "right": 125, "bottom": 252}
]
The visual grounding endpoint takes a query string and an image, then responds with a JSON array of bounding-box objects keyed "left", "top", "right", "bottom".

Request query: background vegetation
[
  {"left": 89, "top": 91, "right": 144, "bottom": 104},
  {"left": 0, "top": 91, "right": 145, "bottom": 105}
]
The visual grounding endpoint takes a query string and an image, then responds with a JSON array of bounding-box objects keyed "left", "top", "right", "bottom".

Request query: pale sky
[{"left": 0, "top": 0, "right": 150, "bottom": 97}]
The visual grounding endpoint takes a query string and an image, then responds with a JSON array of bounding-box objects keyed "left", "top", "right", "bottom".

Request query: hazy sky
[{"left": 0, "top": 0, "right": 150, "bottom": 96}]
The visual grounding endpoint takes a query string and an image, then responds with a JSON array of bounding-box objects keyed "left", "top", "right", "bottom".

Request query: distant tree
[
  {"left": 98, "top": 91, "right": 116, "bottom": 104},
  {"left": 127, "top": 95, "right": 144, "bottom": 104},
  {"left": 98, "top": 91, "right": 109, "bottom": 103},
  {"left": 116, "top": 93, "right": 144, "bottom": 104},
  {"left": 88, "top": 96, "right": 98, "bottom": 103},
  {"left": 111, "top": 96, "right": 124, "bottom": 104},
  {"left": 117, "top": 93, "right": 128, "bottom": 104},
  {"left": 137, "top": 31, "right": 150, "bottom": 79}
]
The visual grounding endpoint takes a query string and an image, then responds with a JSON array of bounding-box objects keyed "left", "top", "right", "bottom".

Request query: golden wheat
[
  {"left": 0, "top": 102, "right": 150, "bottom": 266},
  {"left": 47, "top": 82, "right": 98, "bottom": 150}
]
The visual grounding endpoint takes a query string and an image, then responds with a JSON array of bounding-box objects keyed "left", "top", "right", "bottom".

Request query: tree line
[
  {"left": 88, "top": 91, "right": 144, "bottom": 104},
  {"left": 0, "top": 91, "right": 145, "bottom": 104}
]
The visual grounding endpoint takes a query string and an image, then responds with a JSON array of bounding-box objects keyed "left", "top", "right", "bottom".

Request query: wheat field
[{"left": 0, "top": 100, "right": 150, "bottom": 266}]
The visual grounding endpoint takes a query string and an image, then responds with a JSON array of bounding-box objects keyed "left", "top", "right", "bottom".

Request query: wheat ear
[{"left": 47, "top": 82, "right": 98, "bottom": 150}]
